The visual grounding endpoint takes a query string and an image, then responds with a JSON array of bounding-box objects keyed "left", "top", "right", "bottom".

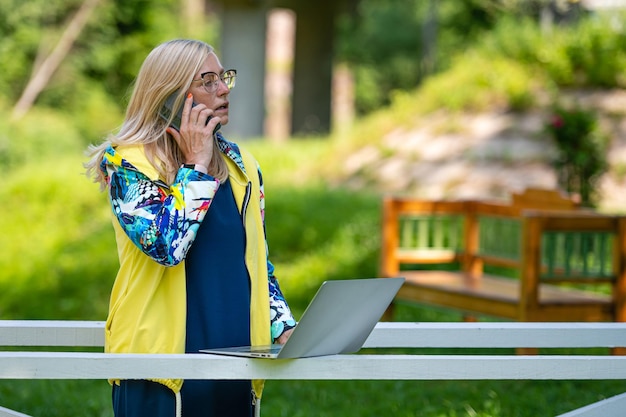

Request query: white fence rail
[
  {"left": 4, "top": 320, "right": 626, "bottom": 349},
  {"left": 1, "top": 321, "right": 626, "bottom": 416}
]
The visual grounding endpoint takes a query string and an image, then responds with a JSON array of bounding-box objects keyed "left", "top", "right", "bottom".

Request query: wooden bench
[
  {"left": 380, "top": 189, "right": 626, "bottom": 329},
  {"left": 2, "top": 320, "right": 626, "bottom": 417}
]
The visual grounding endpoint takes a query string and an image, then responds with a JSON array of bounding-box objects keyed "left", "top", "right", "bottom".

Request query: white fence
[{"left": 1, "top": 321, "right": 626, "bottom": 416}]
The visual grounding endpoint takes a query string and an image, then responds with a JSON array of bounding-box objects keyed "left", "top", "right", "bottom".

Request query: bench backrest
[{"left": 380, "top": 189, "right": 626, "bottom": 313}]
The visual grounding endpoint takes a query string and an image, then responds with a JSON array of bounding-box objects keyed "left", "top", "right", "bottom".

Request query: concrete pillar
[
  {"left": 265, "top": 8, "right": 295, "bottom": 142},
  {"left": 218, "top": 5, "right": 267, "bottom": 139},
  {"left": 291, "top": 2, "right": 335, "bottom": 136}
]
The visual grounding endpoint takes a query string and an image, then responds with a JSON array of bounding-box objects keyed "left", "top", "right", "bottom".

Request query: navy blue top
[
  {"left": 185, "top": 179, "right": 251, "bottom": 352},
  {"left": 183, "top": 179, "right": 253, "bottom": 416}
]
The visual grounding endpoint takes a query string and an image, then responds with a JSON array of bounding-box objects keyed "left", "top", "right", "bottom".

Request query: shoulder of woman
[{"left": 113, "top": 144, "right": 160, "bottom": 180}]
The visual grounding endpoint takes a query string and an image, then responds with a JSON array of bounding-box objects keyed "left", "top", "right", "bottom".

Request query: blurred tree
[
  {"left": 335, "top": 0, "right": 586, "bottom": 115},
  {"left": 336, "top": 0, "right": 424, "bottom": 114},
  {"left": 0, "top": 0, "right": 83, "bottom": 99},
  {"left": 0, "top": 0, "right": 603, "bottom": 128},
  {"left": 11, "top": 0, "right": 101, "bottom": 120},
  {"left": 0, "top": 0, "right": 218, "bottom": 140},
  {"left": 335, "top": 0, "right": 514, "bottom": 114}
]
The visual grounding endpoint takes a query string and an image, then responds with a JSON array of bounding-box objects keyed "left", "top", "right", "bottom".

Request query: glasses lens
[
  {"left": 199, "top": 70, "right": 236, "bottom": 92},
  {"left": 202, "top": 73, "right": 220, "bottom": 92},
  {"left": 223, "top": 70, "right": 236, "bottom": 90}
]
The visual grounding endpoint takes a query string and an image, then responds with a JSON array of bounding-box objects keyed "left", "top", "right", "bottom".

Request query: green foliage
[
  {"left": 0, "top": 105, "right": 85, "bottom": 171},
  {"left": 339, "top": 3, "right": 626, "bottom": 116},
  {"left": 415, "top": 54, "right": 538, "bottom": 113},
  {"left": 341, "top": 10, "right": 626, "bottom": 124},
  {"left": 340, "top": 51, "right": 537, "bottom": 147},
  {"left": 0, "top": 96, "right": 116, "bottom": 320},
  {"left": 336, "top": 0, "right": 588, "bottom": 115},
  {"left": 336, "top": 0, "right": 424, "bottom": 114},
  {"left": 0, "top": 0, "right": 218, "bottom": 143},
  {"left": 0, "top": 0, "right": 85, "bottom": 96},
  {"left": 480, "top": 13, "right": 626, "bottom": 89},
  {"left": 265, "top": 185, "right": 380, "bottom": 310},
  {"left": 0, "top": 154, "right": 115, "bottom": 320},
  {"left": 68, "top": 78, "right": 125, "bottom": 144},
  {"left": 559, "top": 16, "right": 626, "bottom": 87},
  {"left": 337, "top": 0, "right": 518, "bottom": 115},
  {"left": 545, "top": 104, "right": 608, "bottom": 207}
]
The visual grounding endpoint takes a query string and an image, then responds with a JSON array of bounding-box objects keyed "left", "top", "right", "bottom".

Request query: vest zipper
[{"left": 241, "top": 181, "right": 252, "bottom": 220}]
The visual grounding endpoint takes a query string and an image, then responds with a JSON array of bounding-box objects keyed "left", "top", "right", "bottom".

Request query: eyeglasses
[{"left": 192, "top": 69, "right": 237, "bottom": 93}]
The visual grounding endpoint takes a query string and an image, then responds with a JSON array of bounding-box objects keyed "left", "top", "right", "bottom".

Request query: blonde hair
[{"left": 85, "top": 39, "right": 228, "bottom": 187}]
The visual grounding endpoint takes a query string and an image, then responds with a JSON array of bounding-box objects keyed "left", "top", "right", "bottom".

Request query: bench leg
[{"left": 611, "top": 347, "right": 626, "bottom": 355}]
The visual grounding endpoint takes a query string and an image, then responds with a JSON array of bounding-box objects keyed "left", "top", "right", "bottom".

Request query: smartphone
[{"left": 159, "top": 92, "right": 221, "bottom": 133}]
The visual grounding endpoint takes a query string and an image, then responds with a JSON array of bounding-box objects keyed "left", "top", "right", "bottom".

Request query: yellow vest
[{"left": 105, "top": 144, "right": 271, "bottom": 398}]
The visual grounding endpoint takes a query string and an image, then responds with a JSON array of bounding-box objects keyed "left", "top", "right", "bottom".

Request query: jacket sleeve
[
  {"left": 104, "top": 152, "right": 219, "bottom": 266},
  {"left": 257, "top": 164, "right": 297, "bottom": 340}
]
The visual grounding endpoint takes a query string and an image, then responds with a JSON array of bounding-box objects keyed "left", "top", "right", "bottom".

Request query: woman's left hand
[{"left": 275, "top": 328, "right": 294, "bottom": 345}]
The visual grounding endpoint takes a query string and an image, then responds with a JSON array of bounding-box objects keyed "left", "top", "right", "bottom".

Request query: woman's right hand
[{"left": 166, "top": 93, "right": 221, "bottom": 168}]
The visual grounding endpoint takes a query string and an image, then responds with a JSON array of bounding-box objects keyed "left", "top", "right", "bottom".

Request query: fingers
[
  {"left": 183, "top": 93, "right": 220, "bottom": 134},
  {"left": 173, "top": 93, "right": 215, "bottom": 166},
  {"left": 180, "top": 92, "right": 194, "bottom": 124},
  {"left": 205, "top": 115, "right": 221, "bottom": 135},
  {"left": 165, "top": 126, "right": 180, "bottom": 141}
]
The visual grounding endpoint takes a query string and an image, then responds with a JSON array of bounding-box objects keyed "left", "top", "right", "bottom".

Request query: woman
[{"left": 85, "top": 39, "right": 296, "bottom": 417}]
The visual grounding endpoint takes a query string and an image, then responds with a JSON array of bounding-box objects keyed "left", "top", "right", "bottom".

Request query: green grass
[{"left": 4, "top": 378, "right": 625, "bottom": 417}]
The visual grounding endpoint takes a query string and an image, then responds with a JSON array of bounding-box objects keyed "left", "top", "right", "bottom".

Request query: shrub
[
  {"left": 0, "top": 155, "right": 116, "bottom": 319},
  {"left": 545, "top": 104, "right": 608, "bottom": 207},
  {"left": 481, "top": 13, "right": 626, "bottom": 89},
  {"left": 413, "top": 53, "right": 539, "bottom": 113},
  {"left": 0, "top": 107, "right": 84, "bottom": 172}
]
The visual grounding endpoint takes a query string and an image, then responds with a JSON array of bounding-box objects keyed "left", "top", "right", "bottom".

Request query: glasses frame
[{"left": 192, "top": 69, "right": 237, "bottom": 93}]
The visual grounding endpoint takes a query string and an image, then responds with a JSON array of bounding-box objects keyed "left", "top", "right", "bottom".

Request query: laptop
[{"left": 200, "top": 277, "right": 404, "bottom": 359}]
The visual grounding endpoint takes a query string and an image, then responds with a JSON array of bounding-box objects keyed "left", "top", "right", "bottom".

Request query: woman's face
[{"left": 188, "top": 52, "right": 231, "bottom": 126}]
